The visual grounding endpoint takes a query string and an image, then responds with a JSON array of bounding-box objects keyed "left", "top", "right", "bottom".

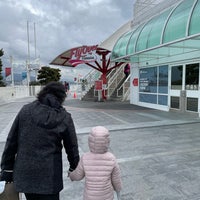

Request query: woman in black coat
[{"left": 0, "top": 82, "right": 80, "bottom": 200}]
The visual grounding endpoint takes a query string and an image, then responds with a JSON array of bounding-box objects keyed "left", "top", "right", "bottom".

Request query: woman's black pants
[{"left": 24, "top": 193, "right": 59, "bottom": 200}]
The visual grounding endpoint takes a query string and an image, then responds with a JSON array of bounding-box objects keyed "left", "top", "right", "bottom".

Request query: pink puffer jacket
[{"left": 69, "top": 126, "right": 122, "bottom": 200}]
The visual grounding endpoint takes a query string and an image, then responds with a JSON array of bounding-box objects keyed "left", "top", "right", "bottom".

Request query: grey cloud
[{"left": 1, "top": 0, "right": 134, "bottom": 74}]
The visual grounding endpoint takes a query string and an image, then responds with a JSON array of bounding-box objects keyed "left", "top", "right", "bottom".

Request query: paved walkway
[{"left": 0, "top": 97, "right": 200, "bottom": 200}]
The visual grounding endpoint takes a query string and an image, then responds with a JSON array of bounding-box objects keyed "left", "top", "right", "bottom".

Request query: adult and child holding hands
[{"left": 0, "top": 81, "right": 122, "bottom": 200}]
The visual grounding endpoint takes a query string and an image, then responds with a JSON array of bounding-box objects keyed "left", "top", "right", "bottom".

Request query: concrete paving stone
[
  {"left": 123, "top": 175, "right": 153, "bottom": 194},
  {"left": 175, "top": 169, "right": 200, "bottom": 182},
  {"left": 143, "top": 172, "right": 184, "bottom": 188},
  {"left": 149, "top": 162, "right": 189, "bottom": 175},
  {"left": 183, "top": 155, "right": 200, "bottom": 166},
  {"left": 130, "top": 188, "right": 183, "bottom": 200},
  {"left": 172, "top": 180, "right": 200, "bottom": 197},
  {"left": 183, "top": 151, "right": 200, "bottom": 162},
  {"left": 164, "top": 197, "right": 186, "bottom": 200},
  {"left": 72, "top": 111, "right": 122, "bottom": 128},
  {"left": 146, "top": 184, "right": 183, "bottom": 199}
]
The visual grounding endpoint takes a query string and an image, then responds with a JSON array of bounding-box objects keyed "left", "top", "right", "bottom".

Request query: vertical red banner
[{"left": 5, "top": 67, "right": 11, "bottom": 77}]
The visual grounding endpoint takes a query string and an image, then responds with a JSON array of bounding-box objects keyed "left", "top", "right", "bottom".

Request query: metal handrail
[
  {"left": 117, "top": 75, "right": 130, "bottom": 101},
  {"left": 107, "top": 64, "right": 126, "bottom": 98},
  {"left": 80, "top": 63, "right": 129, "bottom": 100},
  {"left": 81, "top": 69, "right": 101, "bottom": 92}
]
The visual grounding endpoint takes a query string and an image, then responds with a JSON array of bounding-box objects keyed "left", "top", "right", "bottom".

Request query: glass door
[
  {"left": 185, "top": 63, "right": 199, "bottom": 112},
  {"left": 170, "top": 65, "right": 183, "bottom": 110},
  {"left": 170, "top": 63, "right": 200, "bottom": 112}
]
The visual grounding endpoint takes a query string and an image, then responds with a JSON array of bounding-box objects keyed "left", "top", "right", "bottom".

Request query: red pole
[
  {"left": 101, "top": 72, "right": 107, "bottom": 100},
  {"left": 101, "top": 52, "right": 108, "bottom": 100}
]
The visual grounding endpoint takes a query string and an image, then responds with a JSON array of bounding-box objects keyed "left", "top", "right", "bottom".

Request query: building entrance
[{"left": 170, "top": 63, "right": 199, "bottom": 112}]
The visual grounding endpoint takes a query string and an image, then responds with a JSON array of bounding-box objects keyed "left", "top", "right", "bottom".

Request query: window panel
[
  {"left": 171, "top": 96, "right": 180, "bottom": 109},
  {"left": 159, "top": 65, "right": 168, "bottom": 94},
  {"left": 187, "top": 98, "right": 198, "bottom": 112},
  {"left": 139, "top": 67, "right": 157, "bottom": 93},
  {"left": 139, "top": 94, "right": 157, "bottom": 104},
  {"left": 189, "top": 0, "right": 200, "bottom": 35},
  {"left": 185, "top": 63, "right": 199, "bottom": 90},
  {"left": 119, "top": 31, "right": 133, "bottom": 57},
  {"left": 139, "top": 66, "right": 168, "bottom": 106},
  {"left": 171, "top": 65, "right": 183, "bottom": 90},
  {"left": 164, "top": 0, "right": 195, "bottom": 43},
  {"left": 148, "top": 10, "right": 171, "bottom": 48},
  {"left": 127, "top": 26, "right": 143, "bottom": 55},
  {"left": 158, "top": 95, "right": 168, "bottom": 105}
]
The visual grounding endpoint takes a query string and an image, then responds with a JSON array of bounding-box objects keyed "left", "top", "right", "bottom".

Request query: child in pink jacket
[{"left": 69, "top": 126, "right": 122, "bottom": 200}]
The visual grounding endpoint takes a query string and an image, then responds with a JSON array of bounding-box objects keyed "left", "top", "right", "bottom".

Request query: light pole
[
  {"left": 10, "top": 56, "right": 14, "bottom": 87},
  {"left": 26, "top": 60, "right": 30, "bottom": 87},
  {"left": 27, "top": 21, "right": 31, "bottom": 87}
]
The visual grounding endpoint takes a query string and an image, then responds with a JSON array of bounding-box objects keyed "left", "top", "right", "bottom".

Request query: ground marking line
[{"left": 101, "top": 111, "right": 129, "bottom": 124}]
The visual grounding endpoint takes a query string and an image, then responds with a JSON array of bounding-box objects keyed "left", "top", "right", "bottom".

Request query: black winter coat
[{"left": 0, "top": 97, "right": 79, "bottom": 194}]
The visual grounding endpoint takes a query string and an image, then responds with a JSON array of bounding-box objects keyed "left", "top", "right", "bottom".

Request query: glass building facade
[{"left": 111, "top": 0, "right": 200, "bottom": 114}]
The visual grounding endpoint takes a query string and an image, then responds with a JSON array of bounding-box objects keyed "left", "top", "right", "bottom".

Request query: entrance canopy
[
  {"left": 50, "top": 45, "right": 123, "bottom": 100},
  {"left": 111, "top": 0, "right": 200, "bottom": 65},
  {"left": 50, "top": 45, "right": 99, "bottom": 67}
]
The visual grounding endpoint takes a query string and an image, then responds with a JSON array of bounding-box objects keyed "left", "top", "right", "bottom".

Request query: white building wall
[
  {"left": 0, "top": 87, "right": 15, "bottom": 104},
  {"left": 0, "top": 86, "right": 42, "bottom": 105},
  {"left": 130, "top": 64, "right": 139, "bottom": 105}
]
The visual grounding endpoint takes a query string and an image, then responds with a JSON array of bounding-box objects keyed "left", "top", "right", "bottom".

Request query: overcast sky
[{"left": 0, "top": 0, "right": 134, "bottom": 80}]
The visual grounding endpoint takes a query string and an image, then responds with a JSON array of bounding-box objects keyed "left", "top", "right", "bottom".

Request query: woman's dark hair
[{"left": 37, "top": 82, "right": 66, "bottom": 104}]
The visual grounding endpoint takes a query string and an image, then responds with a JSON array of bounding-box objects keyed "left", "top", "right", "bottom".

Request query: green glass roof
[
  {"left": 137, "top": 9, "right": 171, "bottom": 51},
  {"left": 111, "top": 0, "right": 200, "bottom": 65},
  {"left": 189, "top": 0, "right": 200, "bottom": 35},
  {"left": 163, "top": 0, "right": 194, "bottom": 43}
]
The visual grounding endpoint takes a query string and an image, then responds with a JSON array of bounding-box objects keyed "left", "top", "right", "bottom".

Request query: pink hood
[{"left": 88, "top": 126, "right": 110, "bottom": 154}]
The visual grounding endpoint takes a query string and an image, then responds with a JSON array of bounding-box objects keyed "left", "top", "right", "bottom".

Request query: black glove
[{"left": 0, "top": 171, "right": 13, "bottom": 183}]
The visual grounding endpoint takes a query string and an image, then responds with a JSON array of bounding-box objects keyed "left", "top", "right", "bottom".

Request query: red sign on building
[
  {"left": 95, "top": 80, "right": 103, "bottom": 90},
  {"left": 133, "top": 78, "right": 138, "bottom": 86}
]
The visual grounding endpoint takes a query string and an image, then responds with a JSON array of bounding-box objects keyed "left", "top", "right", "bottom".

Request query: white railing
[
  {"left": 117, "top": 75, "right": 130, "bottom": 101},
  {"left": 107, "top": 64, "right": 126, "bottom": 99},
  {"left": 79, "top": 69, "right": 101, "bottom": 98},
  {"left": 76, "top": 64, "right": 130, "bottom": 101}
]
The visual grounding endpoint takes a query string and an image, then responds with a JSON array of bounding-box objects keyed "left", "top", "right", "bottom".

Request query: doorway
[{"left": 170, "top": 63, "right": 199, "bottom": 112}]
